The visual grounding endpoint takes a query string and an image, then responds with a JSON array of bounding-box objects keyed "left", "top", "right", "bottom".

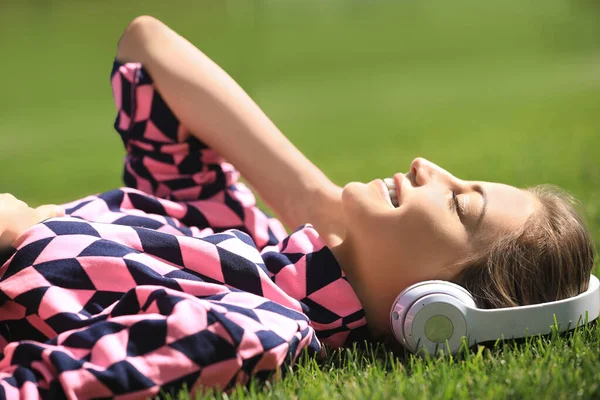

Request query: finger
[{"left": 35, "top": 204, "right": 65, "bottom": 221}]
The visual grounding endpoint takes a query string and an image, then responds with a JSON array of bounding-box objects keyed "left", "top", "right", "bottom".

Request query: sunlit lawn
[{"left": 1, "top": 0, "right": 600, "bottom": 398}]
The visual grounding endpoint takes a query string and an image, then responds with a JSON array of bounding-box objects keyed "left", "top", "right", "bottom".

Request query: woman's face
[{"left": 340, "top": 157, "right": 537, "bottom": 335}]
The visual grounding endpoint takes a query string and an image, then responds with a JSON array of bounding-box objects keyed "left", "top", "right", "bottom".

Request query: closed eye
[{"left": 449, "top": 190, "right": 465, "bottom": 217}]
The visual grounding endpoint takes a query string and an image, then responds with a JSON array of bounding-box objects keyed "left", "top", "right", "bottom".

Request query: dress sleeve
[
  {"left": 109, "top": 61, "right": 288, "bottom": 248},
  {"left": 0, "top": 286, "right": 321, "bottom": 398},
  {"left": 110, "top": 60, "right": 236, "bottom": 202}
]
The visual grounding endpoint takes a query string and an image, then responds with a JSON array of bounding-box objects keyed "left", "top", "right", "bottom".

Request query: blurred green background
[{"left": 1, "top": 0, "right": 599, "bottom": 253}]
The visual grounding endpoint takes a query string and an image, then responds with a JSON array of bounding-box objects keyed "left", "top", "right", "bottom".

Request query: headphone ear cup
[{"left": 391, "top": 281, "right": 476, "bottom": 355}]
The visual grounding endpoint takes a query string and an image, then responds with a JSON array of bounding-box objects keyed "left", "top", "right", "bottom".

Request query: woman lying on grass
[{"left": 0, "top": 15, "right": 594, "bottom": 398}]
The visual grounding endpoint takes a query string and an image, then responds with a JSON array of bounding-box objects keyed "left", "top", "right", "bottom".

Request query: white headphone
[{"left": 390, "top": 275, "right": 600, "bottom": 355}]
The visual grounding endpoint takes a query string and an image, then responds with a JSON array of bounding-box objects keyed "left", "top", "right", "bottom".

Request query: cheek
[
  {"left": 403, "top": 202, "right": 468, "bottom": 253},
  {"left": 409, "top": 225, "right": 470, "bottom": 284},
  {"left": 379, "top": 203, "right": 469, "bottom": 277},
  {"left": 404, "top": 204, "right": 453, "bottom": 242}
]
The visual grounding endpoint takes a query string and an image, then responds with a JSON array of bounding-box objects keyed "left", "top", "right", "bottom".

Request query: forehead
[{"left": 475, "top": 181, "right": 536, "bottom": 239}]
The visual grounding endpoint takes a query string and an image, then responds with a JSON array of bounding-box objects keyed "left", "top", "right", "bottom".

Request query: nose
[{"left": 409, "top": 157, "right": 461, "bottom": 187}]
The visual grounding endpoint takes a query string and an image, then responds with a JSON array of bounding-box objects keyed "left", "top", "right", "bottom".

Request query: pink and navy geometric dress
[{"left": 0, "top": 62, "right": 368, "bottom": 399}]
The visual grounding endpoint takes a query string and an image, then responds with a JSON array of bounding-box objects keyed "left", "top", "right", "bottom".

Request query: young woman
[{"left": 0, "top": 16, "right": 594, "bottom": 398}]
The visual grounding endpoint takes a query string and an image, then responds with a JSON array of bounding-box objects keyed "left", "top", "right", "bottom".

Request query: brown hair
[{"left": 452, "top": 185, "right": 596, "bottom": 309}]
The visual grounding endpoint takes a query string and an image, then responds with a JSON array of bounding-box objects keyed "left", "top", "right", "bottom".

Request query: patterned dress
[{"left": 0, "top": 62, "right": 368, "bottom": 399}]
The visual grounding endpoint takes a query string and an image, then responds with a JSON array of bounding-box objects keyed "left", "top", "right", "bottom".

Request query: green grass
[
  {"left": 164, "top": 325, "right": 600, "bottom": 399},
  {"left": 1, "top": 0, "right": 600, "bottom": 398}
]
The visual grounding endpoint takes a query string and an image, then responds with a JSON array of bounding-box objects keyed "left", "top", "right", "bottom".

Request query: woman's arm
[{"left": 116, "top": 16, "right": 344, "bottom": 245}]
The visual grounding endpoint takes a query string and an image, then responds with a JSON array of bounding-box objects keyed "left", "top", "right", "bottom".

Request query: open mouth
[{"left": 383, "top": 178, "right": 399, "bottom": 208}]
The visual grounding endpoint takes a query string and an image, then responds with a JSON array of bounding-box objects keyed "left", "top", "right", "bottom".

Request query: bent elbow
[{"left": 116, "top": 15, "right": 166, "bottom": 63}]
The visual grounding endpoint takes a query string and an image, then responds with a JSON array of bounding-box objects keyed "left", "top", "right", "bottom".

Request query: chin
[
  {"left": 341, "top": 182, "right": 365, "bottom": 206},
  {"left": 340, "top": 182, "right": 373, "bottom": 226}
]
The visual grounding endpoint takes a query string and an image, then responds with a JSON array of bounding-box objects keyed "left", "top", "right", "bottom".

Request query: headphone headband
[{"left": 391, "top": 275, "right": 600, "bottom": 355}]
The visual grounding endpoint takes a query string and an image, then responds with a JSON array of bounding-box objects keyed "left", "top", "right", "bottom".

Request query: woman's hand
[{"left": 0, "top": 193, "right": 65, "bottom": 248}]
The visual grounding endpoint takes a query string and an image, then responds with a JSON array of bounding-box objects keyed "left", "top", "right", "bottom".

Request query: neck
[
  {"left": 329, "top": 235, "right": 391, "bottom": 339},
  {"left": 309, "top": 187, "right": 392, "bottom": 338}
]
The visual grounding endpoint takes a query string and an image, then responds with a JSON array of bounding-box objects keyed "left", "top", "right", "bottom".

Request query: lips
[{"left": 394, "top": 172, "right": 405, "bottom": 199}]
